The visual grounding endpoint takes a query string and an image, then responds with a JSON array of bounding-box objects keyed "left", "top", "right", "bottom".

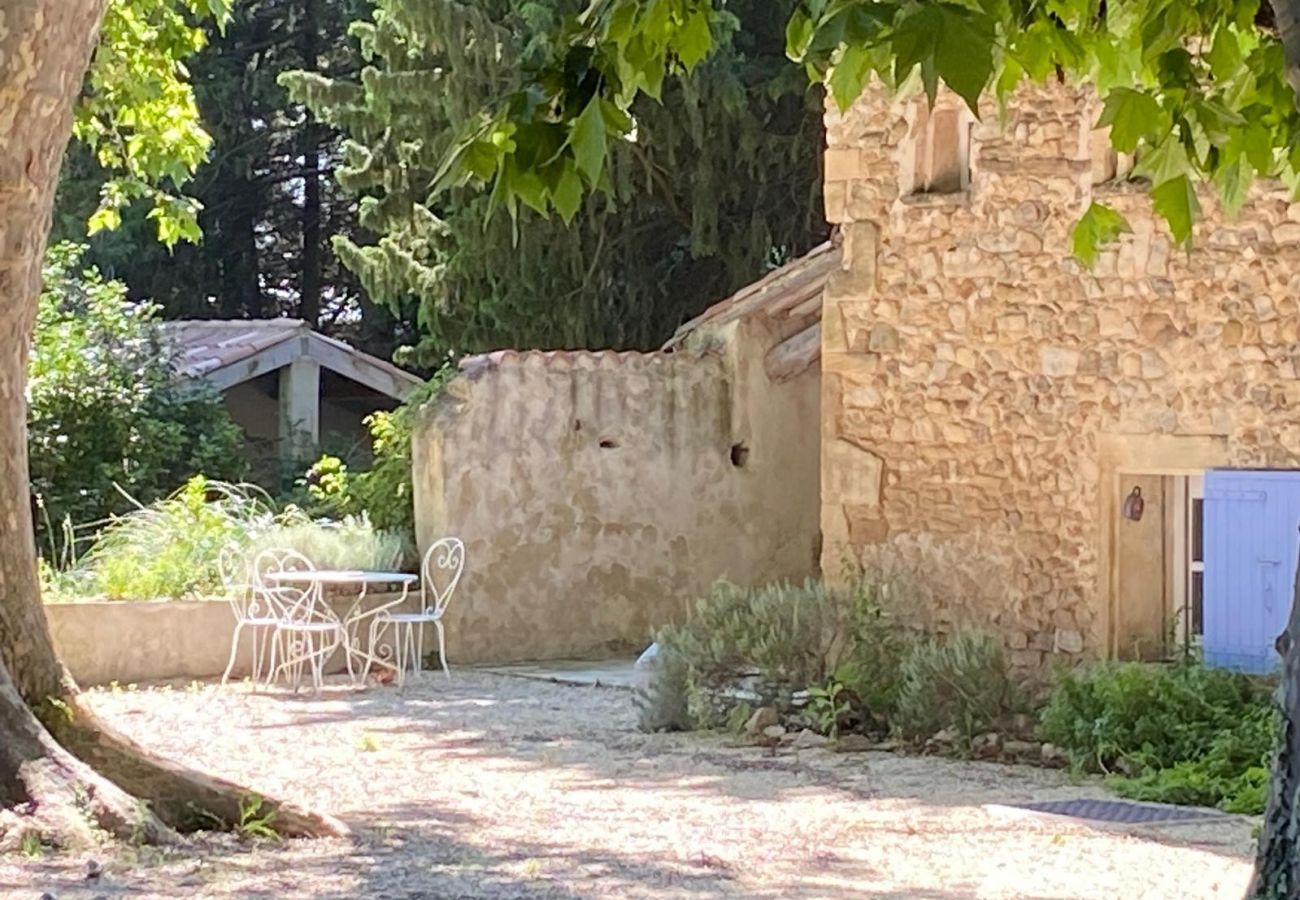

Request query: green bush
[
  {"left": 892, "top": 632, "right": 1016, "bottom": 744},
  {"left": 300, "top": 367, "right": 456, "bottom": 541},
  {"left": 29, "top": 244, "right": 245, "bottom": 557},
  {"left": 1038, "top": 661, "right": 1277, "bottom": 813},
  {"left": 651, "top": 577, "right": 911, "bottom": 731}
]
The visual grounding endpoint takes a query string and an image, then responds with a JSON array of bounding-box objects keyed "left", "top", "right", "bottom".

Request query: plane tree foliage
[{"left": 443, "top": 0, "right": 1300, "bottom": 265}]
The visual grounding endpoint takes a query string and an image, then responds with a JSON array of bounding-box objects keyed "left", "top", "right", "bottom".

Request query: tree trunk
[
  {"left": 0, "top": 0, "right": 343, "bottom": 847},
  {"left": 297, "top": 0, "right": 323, "bottom": 328},
  {"left": 1249, "top": 530, "right": 1300, "bottom": 897}
]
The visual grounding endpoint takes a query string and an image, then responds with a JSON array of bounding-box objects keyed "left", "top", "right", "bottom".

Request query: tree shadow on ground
[{"left": 60, "top": 670, "right": 1254, "bottom": 898}]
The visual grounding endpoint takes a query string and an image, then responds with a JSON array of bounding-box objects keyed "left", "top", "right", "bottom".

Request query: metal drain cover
[{"left": 1000, "top": 798, "right": 1227, "bottom": 826}]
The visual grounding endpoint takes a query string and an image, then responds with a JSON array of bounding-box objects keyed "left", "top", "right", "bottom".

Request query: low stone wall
[{"left": 45, "top": 592, "right": 412, "bottom": 686}]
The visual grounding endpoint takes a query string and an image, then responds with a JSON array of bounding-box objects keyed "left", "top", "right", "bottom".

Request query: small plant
[
  {"left": 20, "top": 831, "right": 44, "bottom": 858},
  {"left": 892, "top": 631, "right": 1015, "bottom": 746},
  {"left": 236, "top": 794, "right": 279, "bottom": 841},
  {"left": 806, "top": 673, "right": 854, "bottom": 739}
]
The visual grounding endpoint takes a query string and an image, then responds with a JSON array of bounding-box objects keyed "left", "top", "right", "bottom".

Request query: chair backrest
[
  {"left": 219, "top": 544, "right": 263, "bottom": 621},
  {"left": 420, "top": 538, "right": 465, "bottom": 617},
  {"left": 251, "top": 548, "right": 320, "bottom": 624}
]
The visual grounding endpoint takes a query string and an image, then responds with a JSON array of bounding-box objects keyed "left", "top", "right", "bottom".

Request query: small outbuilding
[{"left": 162, "top": 319, "right": 421, "bottom": 464}]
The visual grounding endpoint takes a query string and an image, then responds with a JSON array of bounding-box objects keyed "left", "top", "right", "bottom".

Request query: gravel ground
[{"left": 0, "top": 672, "right": 1256, "bottom": 899}]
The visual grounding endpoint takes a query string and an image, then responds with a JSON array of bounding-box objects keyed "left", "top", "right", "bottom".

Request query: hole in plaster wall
[
  {"left": 730, "top": 442, "right": 750, "bottom": 468},
  {"left": 599, "top": 438, "right": 619, "bottom": 449},
  {"left": 573, "top": 420, "right": 583, "bottom": 432}
]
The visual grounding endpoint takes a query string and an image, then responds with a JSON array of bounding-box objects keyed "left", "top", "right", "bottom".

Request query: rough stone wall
[
  {"left": 823, "top": 81, "right": 1300, "bottom": 669},
  {"left": 412, "top": 344, "right": 819, "bottom": 665}
]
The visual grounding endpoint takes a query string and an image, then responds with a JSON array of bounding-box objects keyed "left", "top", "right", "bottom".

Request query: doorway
[{"left": 1113, "top": 472, "right": 1204, "bottom": 659}]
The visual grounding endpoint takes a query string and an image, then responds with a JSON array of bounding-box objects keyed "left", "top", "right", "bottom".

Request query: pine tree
[{"left": 283, "top": 0, "right": 826, "bottom": 366}]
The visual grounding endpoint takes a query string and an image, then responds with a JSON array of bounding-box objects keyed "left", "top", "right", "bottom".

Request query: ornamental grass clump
[{"left": 43, "top": 477, "right": 409, "bottom": 602}]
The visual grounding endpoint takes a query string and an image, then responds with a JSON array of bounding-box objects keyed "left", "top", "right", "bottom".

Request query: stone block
[
  {"left": 845, "top": 506, "right": 891, "bottom": 545},
  {"left": 868, "top": 323, "right": 899, "bottom": 352},
  {"left": 1040, "top": 347, "right": 1080, "bottom": 377},
  {"left": 1010, "top": 649, "right": 1043, "bottom": 669},
  {"left": 824, "top": 148, "right": 864, "bottom": 182},
  {"left": 824, "top": 438, "right": 883, "bottom": 506},
  {"left": 1054, "top": 629, "right": 1084, "bottom": 654}
]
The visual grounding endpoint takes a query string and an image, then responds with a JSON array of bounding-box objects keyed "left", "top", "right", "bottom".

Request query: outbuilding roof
[
  {"left": 161, "top": 319, "right": 421, "bottom": 400},
  {"left": 663, "top": 239, "right": 838, "bottom": 381}
]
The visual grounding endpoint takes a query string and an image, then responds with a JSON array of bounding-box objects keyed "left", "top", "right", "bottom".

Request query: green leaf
[
  {"left": 1214, "top": 154, "right": 1253, "bottom": 218},
  {"left": 785, "top": 9, "right": 814, "bottom": 61},
  {"left": 675, "top": 8, "right": 713, "bottom": 71},
  {"left": 1096, "top": 88, "right": 1162, "bottom": 153},
  {"left": 891, "top": 3, "right": 995, "bottom": 113},
  {"left": 829, "top": 45, "right": 873, "bottom": 112},
  {"left": 1206, "top": 25, "right": 1242, "bottom": 82},
  {"left": 568, "top": 97, "right": 608, "bottom": 184},
  {"left": 87, "top": 206, "right": 122, "bottom": 235},
  {"left": 1152, "top": 175, "right": 1200, "bottom": 246},
  {"left": 553, "top": 165, "right": 583, "bottom": 224},
  {"left": 1071, "top": 202, "right": 1131, "bottom": 267}
]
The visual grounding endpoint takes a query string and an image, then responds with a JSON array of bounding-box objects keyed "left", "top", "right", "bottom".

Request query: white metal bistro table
[{"left": 263, "top": 569, "right": 417, "bottom": 682}]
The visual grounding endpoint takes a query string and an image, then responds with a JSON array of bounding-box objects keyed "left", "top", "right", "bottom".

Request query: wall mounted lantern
[{"left": 1122, "top": 486, "right": 1145, "bottom": 522}]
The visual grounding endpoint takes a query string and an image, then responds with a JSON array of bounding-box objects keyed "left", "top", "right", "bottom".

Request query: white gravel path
[{"left": 0, "top": 671, "right": 1256, "bottom": 899}]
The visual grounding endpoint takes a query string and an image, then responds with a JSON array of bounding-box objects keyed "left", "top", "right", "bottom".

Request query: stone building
[{"left": 821, "top": 82, "right": 1300, "bottom": 669}]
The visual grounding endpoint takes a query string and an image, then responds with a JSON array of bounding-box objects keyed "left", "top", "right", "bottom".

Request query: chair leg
[
  {"left": 393, "top": 623, "right": 410, "bottom": 690},
  {"left": 221, "top": 621, "right": 245, "bottom": 686},
  {"left": 435, "top": 620, "right": 450, "bottom": 679}
]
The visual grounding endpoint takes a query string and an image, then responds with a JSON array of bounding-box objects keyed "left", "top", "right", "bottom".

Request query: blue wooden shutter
[{"left": 1203, "top": 470, "right": 1300, "bottom": 674}]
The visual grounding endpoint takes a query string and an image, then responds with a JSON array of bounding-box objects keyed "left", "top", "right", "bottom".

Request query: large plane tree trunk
[
  {"left": 1249, "top": 530, "right": 1300, "bottom": 897},
  {"left": 1250, "top": 2, "right": 1300, "bottom": 895},
  {"left": 0, "top": 0, "right": 342, "bottom": 849}
]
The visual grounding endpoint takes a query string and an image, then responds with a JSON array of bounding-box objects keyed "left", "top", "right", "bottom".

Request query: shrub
[
  {"left": 892, "top": 632, "right": 1016, "bottom": 744},
  {"left": 650, "top": 577, "right": 911, "bottom": 731},
  {"left": 29, "top": 244, "right": 245, "bottom": 556},
  {"left": 300, "top": 367, "right": 456, "bottom": 541},
  {"left": 659, "top": 580, "right": 836, "bottom": 726},
  {"left": 1037, "top": 661, "right": 1277, "bottom": 813}
]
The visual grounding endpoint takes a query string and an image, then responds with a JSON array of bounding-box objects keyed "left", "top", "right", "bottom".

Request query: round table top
[{"left": 263, "top": 569, "right": 417, "bottom": 585}]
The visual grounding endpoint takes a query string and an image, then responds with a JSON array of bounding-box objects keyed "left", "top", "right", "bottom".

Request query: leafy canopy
[
  {"left": 73, "top": 0, "right": 231, "bottom": 246},
  {"left": 439, "top": 0, "right": 1300, "bottom": 260}
]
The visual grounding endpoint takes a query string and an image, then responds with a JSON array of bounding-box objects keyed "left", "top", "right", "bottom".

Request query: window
[
  {"left": 1172, "top": 474, "right": 1206, "bottom": 643},
  {"left": 909, "top": 104, "right": 971, "bottom": 195}
]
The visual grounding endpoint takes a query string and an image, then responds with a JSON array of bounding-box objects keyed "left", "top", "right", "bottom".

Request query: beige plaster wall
[
  {"left": 411, "top": 342, "right": 820, "bottom": 665},
  {"left": 823, "top": 81, "right": 1300, "bottom": 670},
  {"left": 47, "top": 593, "right": 410, "bottom": 686}
]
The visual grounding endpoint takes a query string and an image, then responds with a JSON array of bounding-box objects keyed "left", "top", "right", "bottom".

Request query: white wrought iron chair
[
  {"left": 371, "top": 538, "right": 464, "bottom": 686},
  {"left": 218, "top": 544, "right": 281, "bottom": 686},
  {"left": 256, "top": 549, "right": 346, "bottom": 693}
]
